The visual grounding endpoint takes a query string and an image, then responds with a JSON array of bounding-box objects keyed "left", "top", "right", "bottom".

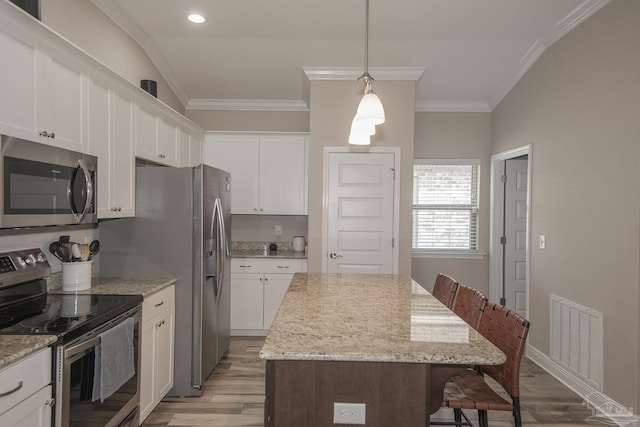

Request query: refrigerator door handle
[{"left": 212, "top": 197, "right": 225, "bottom": 305}]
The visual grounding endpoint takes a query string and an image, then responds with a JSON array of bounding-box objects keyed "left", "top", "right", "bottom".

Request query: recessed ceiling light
[{"left": 187, "top": 14, "right": 205, "bottom": 24}]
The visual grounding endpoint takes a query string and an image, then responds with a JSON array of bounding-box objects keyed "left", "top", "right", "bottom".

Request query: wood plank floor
[{"left": 142, "top": 336, "right": 596, "bottom": 427}]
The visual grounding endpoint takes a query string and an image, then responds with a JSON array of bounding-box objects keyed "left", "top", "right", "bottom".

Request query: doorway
[
  {"left": 490, "top": 145, "right": 532, "bottom": 317},
  {"left": 322, "top": 148, "right": 400, "bottom": 274}
]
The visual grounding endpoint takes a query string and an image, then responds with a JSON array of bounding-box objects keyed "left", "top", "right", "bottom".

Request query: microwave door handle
[{"left": 68, "top": 159, "right": 93, "bottom": 223}]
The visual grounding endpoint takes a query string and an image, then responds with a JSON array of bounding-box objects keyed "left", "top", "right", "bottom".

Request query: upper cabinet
[
  {"left": 0, "top": 11, "right": 88, "bottom": 152},
  {"left": 88, "top": 70, "right": 135, "bottom": 218},
  {"left": 204, "top": 133, "right": 308, "bottom": 215},
  {"left": 0, "top": 0, "right": 204, "bottom": 177}
]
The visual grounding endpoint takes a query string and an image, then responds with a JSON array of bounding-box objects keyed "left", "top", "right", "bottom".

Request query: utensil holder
[{"left": 62, "top": 261, "right": 92, "bottom": 292}]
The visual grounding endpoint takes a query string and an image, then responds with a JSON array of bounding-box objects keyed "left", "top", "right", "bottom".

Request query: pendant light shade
[{"left": 348, "top": 0, "right": 384, "bottom": 145}]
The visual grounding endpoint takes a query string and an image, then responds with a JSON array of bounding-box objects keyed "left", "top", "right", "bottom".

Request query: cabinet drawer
[
  {"left": 142, "top": 285, "right": 175, "bottom": 324},
  {"left": 0, "top": 348, "right": 51, "bottom": 416},
  {"left": 231, "top": 258, "right": 305, "bottom": 274}
]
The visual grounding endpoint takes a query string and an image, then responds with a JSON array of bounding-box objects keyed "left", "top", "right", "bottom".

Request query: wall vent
[{"left": 550, "top": 294, "right": 603, "bottom": 390}]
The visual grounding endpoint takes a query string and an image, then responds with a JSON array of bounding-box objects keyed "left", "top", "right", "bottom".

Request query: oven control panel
[{"left": 0, "top": 248, "right": 51, "bottom": 288}]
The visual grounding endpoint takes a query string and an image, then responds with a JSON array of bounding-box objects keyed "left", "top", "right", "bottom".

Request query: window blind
[{"left": 412, "top": 161, "right": 479, "bottom": 252}]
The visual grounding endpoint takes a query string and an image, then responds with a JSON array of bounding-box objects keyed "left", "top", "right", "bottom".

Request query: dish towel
[{"left": 92, "top": 317, "right": 135, "bottom": 402}]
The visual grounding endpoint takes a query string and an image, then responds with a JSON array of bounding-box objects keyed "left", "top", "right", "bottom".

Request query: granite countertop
[
  {"left": 231, "top": 249, "right": 307, "bottom": 259},
  {"left": 260, "top": 273, "right": 506, "bottom": 365},
  {"left": 48, "top": 273, "right": 176, "bottom": 298},
  {"left": 230, "top": 241, "right": 307, "bottom": 259},
  {"left": 0, "top": 335, "right": 57, "bottom": 370}
]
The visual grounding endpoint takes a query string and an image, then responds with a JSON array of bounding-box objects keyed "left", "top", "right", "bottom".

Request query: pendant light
[{"left": 348, "top": 0, "right": 385, "bottom": 145}]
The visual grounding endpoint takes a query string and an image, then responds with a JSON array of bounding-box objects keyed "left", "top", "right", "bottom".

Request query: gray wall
[
  {"left": 491, "top": 0, "right": 640, "bottom": 409},
  {"left": 412, "top": 112, "right": 492, "bottom": 294},
  {"left": 40, "top": 0, "right": 183, "bottom": 112}
]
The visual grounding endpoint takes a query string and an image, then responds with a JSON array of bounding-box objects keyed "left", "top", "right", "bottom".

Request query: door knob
[{"left": 329, "top": 252, "right": 343, "bottom": 259}]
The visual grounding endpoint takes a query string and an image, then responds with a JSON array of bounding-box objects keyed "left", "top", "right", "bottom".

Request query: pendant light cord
[{"left": 364, "top": 0, "right": 369, "bottom": 75}]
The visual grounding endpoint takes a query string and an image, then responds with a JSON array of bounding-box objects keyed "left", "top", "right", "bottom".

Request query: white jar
[{"left": 292, "top": 236, "right": 306, "bottom": 252}]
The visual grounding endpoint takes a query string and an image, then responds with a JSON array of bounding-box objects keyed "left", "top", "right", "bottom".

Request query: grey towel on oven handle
[{"left": 92, "top": 317, "right": 135, "bottom": 402}]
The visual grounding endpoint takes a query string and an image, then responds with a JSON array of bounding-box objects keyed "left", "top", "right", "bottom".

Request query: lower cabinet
[
  {"left": 140, "top": 285, "right": 175, "bottom": 422},
  {"left": 0, "top": 348, "right": 52, "bottom": 427},
  {"left": 230, "top": 258, "right": 307, "bottom": 335}
]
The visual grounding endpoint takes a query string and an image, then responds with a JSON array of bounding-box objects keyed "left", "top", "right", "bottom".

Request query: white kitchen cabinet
[
  {"left": 189, "top": 133, "right": 203, "bottom": 166},
  {"left": 0, "top": 7, "right": 87, "bottom": 152},
  {"left": 140, "top": 285, "right": 175, "bottom": 422},
  {"left": 88, "top": 70, "right": 135, "bottom": 218},
  {"left": 230, "top": 258, "right": 307, "bottom": 335},
  {"left": 0, "top": 348, "right": 52, "bottom": 427},
  {"left": 135, "top": 96, "right": 180, "bottom": 167},
  {"left": 204, "top": 133, "right": 308, "bottom": 215}
]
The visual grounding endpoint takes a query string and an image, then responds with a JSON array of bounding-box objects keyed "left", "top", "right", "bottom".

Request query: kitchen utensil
[
  {"left": 71, "top": 243, "right": 82, "bottom": 261},
  {"left": 88, "top": 240, "right": 100, "bottom": 260},
  {"left": 48, "top": 242, "right": 64, "bottom": 261},
  {"left": 78, "top": 244, "right": 90, "bottom": 261}
]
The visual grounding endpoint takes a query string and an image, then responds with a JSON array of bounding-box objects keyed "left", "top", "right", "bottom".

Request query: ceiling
[{"left": 91, "top": 0, "right": 609, "bottom": 113}]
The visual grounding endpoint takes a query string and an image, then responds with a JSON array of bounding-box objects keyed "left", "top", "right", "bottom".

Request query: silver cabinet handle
[
  {"left": 329, "top": 253, "right": 343, "bottom": 259},
  {"left": 0, "top": 381, "right": 23, "bottom": 397},
  {"left": 155, "top": 301, "right": 164, "bottom": 307},
  {"left": 277, "top": 265, "right": 290, "bottom": 269},
  {"left": 46, "top": 398, "right": 55, "bottom": 407}
]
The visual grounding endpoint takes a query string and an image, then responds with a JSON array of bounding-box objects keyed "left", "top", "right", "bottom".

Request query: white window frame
[{"left": 412, "top": 159, "right": 481, "bottom": 258}]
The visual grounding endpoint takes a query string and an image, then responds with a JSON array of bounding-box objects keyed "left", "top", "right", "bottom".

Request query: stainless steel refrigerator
[{"left": 99, "top": 164, "right": 231, "bottom": 397}]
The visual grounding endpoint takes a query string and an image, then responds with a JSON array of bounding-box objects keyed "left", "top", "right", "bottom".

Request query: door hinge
[
  {"left": 501, "top": 174, "right": 507, "bottom": 183},
  {"left": 500, "top": 236, "right": 506, "bottom": 245},
  {"left": 392, "top": 238, "right": 395, "bottom": 248},
  {"left": 391, "top": 168, "right": 396, "bottom": 180}
]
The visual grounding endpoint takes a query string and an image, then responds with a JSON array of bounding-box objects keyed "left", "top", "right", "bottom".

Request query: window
[{"left": 412, "top": 160, "right": 479, "bottom": 253}]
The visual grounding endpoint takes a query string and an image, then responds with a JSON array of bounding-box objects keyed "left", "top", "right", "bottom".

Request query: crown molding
[
  {"left": 488, "top": 0, "right": 610, "bottom": 109},
  {"left": 187, "top": 99, "right": 309, "bottom": 112},
  {"left": 303, "top": 67, "right": 425, "bottom": 81},
  {"left": 415, "top": 101, "right": 491, "bottom": 113}
]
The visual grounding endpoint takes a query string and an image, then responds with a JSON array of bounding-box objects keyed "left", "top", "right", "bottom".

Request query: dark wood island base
[{"left": 265, "top": 359, "right": 464, "bottom": 427}]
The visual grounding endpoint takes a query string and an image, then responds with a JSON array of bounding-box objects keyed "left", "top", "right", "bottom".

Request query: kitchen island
[{"left": 260, "top": 273, "right": 505, "bottom": 426}]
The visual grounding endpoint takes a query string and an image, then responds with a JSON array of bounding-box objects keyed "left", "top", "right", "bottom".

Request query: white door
[
  {"left": 504, "top": 158, "right": 528, "bottom": 316},
  {"left": 326, "top": 152, "right": 395, "bottom": 274}
]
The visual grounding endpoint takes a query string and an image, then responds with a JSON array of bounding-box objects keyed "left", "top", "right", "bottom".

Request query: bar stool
[
  {"left": 451, "top": 285, "right": 487, "bottom": 330},
  {"left": 432, "top": 273, "right": 458, "bottom": 309}
]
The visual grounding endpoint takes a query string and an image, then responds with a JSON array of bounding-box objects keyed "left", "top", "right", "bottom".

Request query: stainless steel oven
[
  {"left": 57, "top": 306, "right": 141, "bottom": 427},
  {"left": 0, "top": 134, "right": 97, "bottom": 228},
  {"left": 0, "top": 248, "right": 143, "bottom": 427}
]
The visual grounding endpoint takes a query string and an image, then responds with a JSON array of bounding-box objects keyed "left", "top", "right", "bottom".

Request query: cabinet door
[
  {"left": 155, "top": 308, "right": 175, "bottom": 399},
  {"left": 204, "top": 136, "right": 260, "bottom": 214},
  {"left": 178, "top": 127, "right": 191, "bottom": 166},
  {"left": 0, "top": 385, "right": 52, "bottom": 427},
  {"left": 38, "top": 45, "right": 87, "bottom": 152},
  {"left": 0, "top": 21, "right": 39, "bottom": 141},
  {"left": 139, "top": 318, "right": 157, "bottom": 422},
  {"left": 190, "top": 134, "right": 202, "bottom": 166},
  {"left": 259, "top": 136, "right": 307, "bottom": 214},
  {"left": 135, "top": 99, "right": 158, "bottom": 161},
  {"left": 87, "top": 74, "right": 112, "bottom": 217},
  {"left": 110, "top": 88, "right": 135, "bottom": 217},
  {"left": 230, "top": 273, "right": 264, "bottom": 329},
  {"left": 263, "top": 274, "right": 294, "bottom": 329},
  {"left": 157, "top": 115, "right": 179, "bottom": 166}
]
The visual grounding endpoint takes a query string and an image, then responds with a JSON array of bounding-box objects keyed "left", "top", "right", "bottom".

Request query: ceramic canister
[{"left": 292, "top": 236, "right": 305, "bottom": 252}]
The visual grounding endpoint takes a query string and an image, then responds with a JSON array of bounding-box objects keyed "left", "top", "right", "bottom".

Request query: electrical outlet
[
  {"left": 275, "top": 224, "right": 282, "bottom": 237},
  {"left": 539, "top": 234, "right": 546, "bottom": 249},
  {"left": 333, "top": 402, "right": 366, "bottom": 424}
]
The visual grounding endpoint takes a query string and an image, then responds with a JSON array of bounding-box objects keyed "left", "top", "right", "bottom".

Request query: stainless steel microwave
[{"left": 0, "top": 134, "right": 97, "bottom": 228}]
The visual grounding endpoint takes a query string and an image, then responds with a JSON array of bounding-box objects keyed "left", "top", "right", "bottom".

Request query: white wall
[
  {"left": 491, "top": 0, "right": 640, "bottom": 409},
  {"left": 412, "top": 112, "right": 492, "bottom": 294}
]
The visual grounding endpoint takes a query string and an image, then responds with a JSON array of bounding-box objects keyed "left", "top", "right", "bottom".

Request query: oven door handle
[
  {"left": 68, "top": 158, "right": 93, "bottom": 223},
  {"left": 65, "top": 335, "right": 101, "bottom": 359}
]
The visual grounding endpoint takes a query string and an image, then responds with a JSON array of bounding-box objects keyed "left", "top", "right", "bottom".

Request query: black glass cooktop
[{"left": 0, "top": 293, "right": 142, "bottom": 342}]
